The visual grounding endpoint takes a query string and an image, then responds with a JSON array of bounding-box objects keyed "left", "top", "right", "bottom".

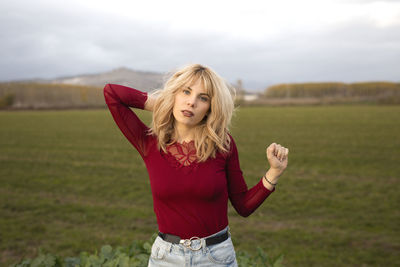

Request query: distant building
[{"left": 244, "top": 94, "right": 258, "bottom": 101}]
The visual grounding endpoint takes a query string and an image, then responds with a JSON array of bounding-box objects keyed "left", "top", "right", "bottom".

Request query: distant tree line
[
  {"left": 264, "top": 82, "right": 400, "bottom": 99},
  {"left": 0, "top": 82, "right": 104, "bottom": 109},
  {"left": 1, "top": 81, "right": 400, "bottom": 109}
]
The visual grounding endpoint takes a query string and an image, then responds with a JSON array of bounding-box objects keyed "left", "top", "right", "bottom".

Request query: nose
[{"left": 187, "top": 95, "right": 196, "bottom": 107}]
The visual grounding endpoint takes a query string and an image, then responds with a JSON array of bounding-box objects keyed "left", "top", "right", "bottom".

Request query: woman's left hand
[{"left": 266, "top": 143, "right": 289, "bottom": 175}]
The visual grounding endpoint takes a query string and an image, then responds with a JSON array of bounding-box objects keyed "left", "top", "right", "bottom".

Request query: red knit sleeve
[
  {"left": 103, "top": 84, "right": 150, "bottom": 158},
  {"left": 226, "top": 135, "right": 275, "bottom": 217}
]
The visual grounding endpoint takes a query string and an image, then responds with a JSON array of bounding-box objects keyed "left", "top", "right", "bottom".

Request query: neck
[{"left": 174, "top": 123, "right": 195, "bottom": 143}]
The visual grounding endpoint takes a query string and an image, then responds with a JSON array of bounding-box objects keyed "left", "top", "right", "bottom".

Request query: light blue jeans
[{"left": 148, "top": 226, "right": 238, "bottom": 267}]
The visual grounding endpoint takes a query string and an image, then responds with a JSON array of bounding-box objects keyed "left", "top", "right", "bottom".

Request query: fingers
[
  {"left": 281, "top": 147, "right": 289, "bottom": 161},
  {"left": 266, "top": 143, "right": 289, "bottom": 161},
  {"left": 277, "top": 145, "right": 289, "bottom": 161},
  {"left": 266, "top": 143, "right": 276, "bottom": 159}
]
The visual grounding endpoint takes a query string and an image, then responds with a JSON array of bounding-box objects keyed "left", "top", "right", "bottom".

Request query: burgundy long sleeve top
[{"left": 103, "top": 83, "right": 274, "bottom": 239}]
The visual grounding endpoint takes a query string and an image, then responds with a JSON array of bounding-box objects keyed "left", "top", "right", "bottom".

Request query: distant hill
[{"left": 33, "top": 67, "right": 165, "bottom": 92}]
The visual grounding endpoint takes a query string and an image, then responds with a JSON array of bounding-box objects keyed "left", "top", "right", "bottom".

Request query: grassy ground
[{"left": 0, "top": 105, "right": 399, "bottom": 266}]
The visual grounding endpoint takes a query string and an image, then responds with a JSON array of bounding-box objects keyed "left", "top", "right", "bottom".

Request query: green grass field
[{"left": 1, "top": 105, "right": 399, "bottom": 266}]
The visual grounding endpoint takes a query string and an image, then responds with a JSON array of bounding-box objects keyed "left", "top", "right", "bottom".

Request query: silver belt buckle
[{"left": 180, "top": 236, "right": 202, "bottom": 251}]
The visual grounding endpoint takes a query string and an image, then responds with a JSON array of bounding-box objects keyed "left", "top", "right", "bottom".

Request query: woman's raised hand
[
  {"left": 144, "top": 95, "right": 157, "bottom": 111},
  {"left": 266, "top": 143, "right": 289, "bottom": 175}
]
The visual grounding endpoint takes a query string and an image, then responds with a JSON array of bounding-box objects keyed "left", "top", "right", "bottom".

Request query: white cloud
[{"left": 0, "top": 0, "right": 399, "bottom": 90}]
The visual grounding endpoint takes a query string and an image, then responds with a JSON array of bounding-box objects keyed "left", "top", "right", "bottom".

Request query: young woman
[{"left": 103, "top": 64, "right": 289, "bottom": 267}]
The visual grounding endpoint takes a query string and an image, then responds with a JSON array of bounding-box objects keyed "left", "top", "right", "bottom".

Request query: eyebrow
[{"left": 187, "top": 86, "right": 210, "bottom": 96}]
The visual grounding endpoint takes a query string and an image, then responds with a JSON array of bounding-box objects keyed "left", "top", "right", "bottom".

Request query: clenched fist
[{"left": 266, "top": 143, "right": 289, "bottom": 174}]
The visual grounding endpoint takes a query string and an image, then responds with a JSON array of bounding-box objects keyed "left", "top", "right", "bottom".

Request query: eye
[
  {"left": 183, "top": 89, "right": 190, "bottom": 95},
  {"left": 200, "top": 96, "right": 209, "bottom": 102}
]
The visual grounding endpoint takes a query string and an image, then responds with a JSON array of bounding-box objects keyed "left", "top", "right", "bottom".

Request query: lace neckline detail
[{"left": 166, "top": 140, "right": 197, "bottom": 167}]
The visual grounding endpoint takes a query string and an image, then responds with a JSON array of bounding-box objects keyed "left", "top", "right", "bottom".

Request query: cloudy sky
[{"left": 1, "top": 0, "right": 399, "bottom": 91}]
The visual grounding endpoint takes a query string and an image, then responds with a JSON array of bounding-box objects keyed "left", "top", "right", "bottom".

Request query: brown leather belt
[{"left": 158, "top": 231, "right": 229, "bottom": 250}]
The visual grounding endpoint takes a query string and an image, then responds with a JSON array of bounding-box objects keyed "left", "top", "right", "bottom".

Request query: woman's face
[{"left": 172, "top": 78, "right": 211, "bottom": 130}]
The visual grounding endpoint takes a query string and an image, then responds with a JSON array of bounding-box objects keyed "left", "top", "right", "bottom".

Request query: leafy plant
[
  {"left": 236, "top": 247, "right": 284, "bottom": 267},
  {"left": 10, "top": 234, "right": 284, "bottom": 267}
]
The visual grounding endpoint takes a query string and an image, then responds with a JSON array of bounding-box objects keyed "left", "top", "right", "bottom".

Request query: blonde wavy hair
[{"left": 149, "top": 63, "right": 235, "bottom": 162}]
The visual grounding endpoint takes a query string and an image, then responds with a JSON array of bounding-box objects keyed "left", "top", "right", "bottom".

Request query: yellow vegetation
[
  {"left": 265, "top": 82, "right": 400, "bottom": 98},
  {"left": 0, "top": 82, "right": 104, "bottom": 109}
]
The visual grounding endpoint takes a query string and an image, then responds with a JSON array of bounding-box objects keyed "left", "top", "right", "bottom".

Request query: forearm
[
  {"left": 227, "top": 135, "right": 276, "bottom": 217},
  {"left": 230, "top": 179, "right": 275, "bottom": 217},
  {"left": 262, "top": 168, "right": 282, "bottom": 191},
  {"left": 103, "top": 84, "right": 149, "bottom": 157},
  {"left": 104, "top": 84, "right": 147, "bottom": 109}
]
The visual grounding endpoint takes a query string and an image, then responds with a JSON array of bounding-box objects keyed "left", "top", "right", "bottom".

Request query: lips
[{"left": 182, "top": 110, "right": 194, "bottom": 117}]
